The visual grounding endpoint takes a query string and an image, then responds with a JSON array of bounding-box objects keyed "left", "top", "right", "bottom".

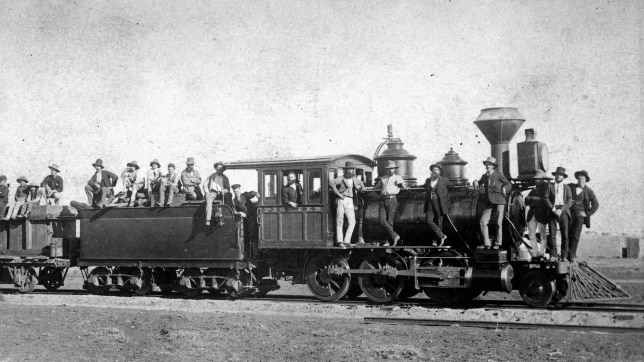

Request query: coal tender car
[{"left": 0, "top": 108, "right": 577, "bottom": 307}]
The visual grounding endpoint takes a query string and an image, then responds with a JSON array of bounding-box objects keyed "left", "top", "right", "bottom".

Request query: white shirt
[
  {"left": 430, "top": 178, "right": 439, "bottom": 189},
  {"left": 95, "top": 171, "right": 102, "bottom": 183},
  {"left": 575, "top": 185, "right": 584, "bottom": 195},
  {"left": 554, "top": 182, "right": 565, "bottom": 206},
  {"left": 376, "top": 174, "right": 406, "bottom": 195}
]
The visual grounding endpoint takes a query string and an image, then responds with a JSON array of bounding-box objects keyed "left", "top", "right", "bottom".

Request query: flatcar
[{"left": 0, "top": 108, "right": 575, "bottom": 307}]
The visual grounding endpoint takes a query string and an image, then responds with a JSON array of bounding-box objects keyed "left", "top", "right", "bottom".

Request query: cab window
[
  {"left": 263, "top": 171, "right": 278, "bottom": 205},
  {"left": 308, "top": 169, "right": 322, "bottom": 204}
]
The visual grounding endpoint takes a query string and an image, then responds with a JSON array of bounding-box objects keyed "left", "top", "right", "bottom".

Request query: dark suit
[
  {"left": 547, "top": 182, "right": 572, "bottom": 259},
  {"left": 423, "top": 176, "right": 452, "bottom": 241},
  {"left": 477, "top": 170, "right": 511, "bottom": 247},
  {"left": 0, "top": 184, "right": 8, "bottom": 215},
  {"left": 281, "top": 183, "right": 303, "bottom": 206},
  {"left": 567, "top": 185, "right": 599, "bottom": 261},
  {"left": 241, "top": 192, "right": 260, "bottom": 257},
  {"left": 84, "top": 170, "right": 119, "bottom": 207}
]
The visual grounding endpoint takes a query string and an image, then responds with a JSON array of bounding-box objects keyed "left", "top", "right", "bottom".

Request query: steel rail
[{"left": 364, "top": 317, "right": 644, "bottom": 334}]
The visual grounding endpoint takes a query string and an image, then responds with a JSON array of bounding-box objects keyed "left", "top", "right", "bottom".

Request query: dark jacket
[
  {"left": 569, "top": 184, "right": 599, "bottom": 228},
  {"left": 15, "top": 185, "right": 30, "bottom": 201},
  {"left": 548, "top": 182, "right": 572, "bottom": 219},
  {"left": 423, "top": 176, "right": 452, "bottom": 214},
  {"left": 232, "top": 194, "right": 248, "bottom": 214},
  {"left": 41, "top": 175, "right": 64, "bottom": 192},
  {"left": 242, "top": 192, "right": 259, "bottom": 218},
  {"left": 525, "top": 182, "right": 551, "bottom": 224},
  {"left": 0, "top": 184, "right": 8, "bottom": 209},
  {"left": 88, "top": 170, "right": 119, "bottom": 188},
  {"left": 282, "top": 183, "right": 303, "bottom": 206},
  {"left": 478, "top": 170, "right": 511, "bottom": 205}
]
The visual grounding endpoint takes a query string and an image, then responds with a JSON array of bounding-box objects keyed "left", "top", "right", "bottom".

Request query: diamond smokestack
[{"left": 474, "top": 107, "right": 525, "bottom": 178}]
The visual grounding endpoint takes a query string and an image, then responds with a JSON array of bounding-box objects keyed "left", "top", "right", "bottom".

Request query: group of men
[{"left": 0, "top": 164, "right": 64, "bottom": 220}]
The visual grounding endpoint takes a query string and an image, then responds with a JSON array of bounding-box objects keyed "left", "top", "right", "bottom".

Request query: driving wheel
[
  {"left": 304, "top": 252, "right": 351, "bottom": 301},
  {"left": 357, "top": 253, "right": 405, "bottom": 303}
]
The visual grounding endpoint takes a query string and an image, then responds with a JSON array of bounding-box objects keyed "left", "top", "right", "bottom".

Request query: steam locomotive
[{"left": 0, "top": 107, "right": 568, "bottom": 307}]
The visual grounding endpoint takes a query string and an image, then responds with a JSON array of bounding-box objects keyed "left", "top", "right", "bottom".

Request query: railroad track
[{"left": 364, "top": 317, "right": 644, "bottom": 334}]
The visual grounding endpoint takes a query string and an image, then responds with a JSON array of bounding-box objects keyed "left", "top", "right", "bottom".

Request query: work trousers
[
  {"left": 8, "top": 199, "right": 26, "bottom": 219},
  {"left": 527, "top": 215, "right": 547, "bottom": 256},
  {"left": 205, "top": 191, "right": 223, "bottom": 221},
  {"left": 158, "top": 184, "right": 179, "bottom": 206},
  {"left": 480, "top": 204, "right": 505, "bottom": 247},
  {"left": 335, "top": 197, "right": 356, "bottom": 244},
  {"left": 548, "top": 212, "right": 570, "bottom": 259},
  {"left": 85, "top": 185, "right": 113, "bottom": 208},
  {"left": 567, "top": 212, "right": 586, "bottom": 262},
  {"left": 425, "top": 197, "right": 444, "bottom": 241},
  {"left": 379, "top": 196, "right": 399, "bottom": 241}
]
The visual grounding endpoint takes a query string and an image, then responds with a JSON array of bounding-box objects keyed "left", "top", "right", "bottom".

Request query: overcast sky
[{"left": 0, "top": 0, "right": 641, "bottom": 234}]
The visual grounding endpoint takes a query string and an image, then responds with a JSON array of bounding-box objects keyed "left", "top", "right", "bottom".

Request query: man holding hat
[
  {"left": 38, "top": 164, "right": 64, "bottom": 205},
  {"left": 121, "top": 161, "right": 145, "bottom": 207},
  {"left": 422, "top": 163, "right": 452, "bottom": 246},
  {"left": 524, "top": 170, "right": 552, "bottom": 259},
  {"left": 567, "top": 170, "right": 599, "bottom": 262},
  {"left": 373, "top": 161, "right": 407, "bottom": 246},
  {"left": 474, "top": 156, "right": 512, "bottom": 249},
  {"left": 159, "top": 163, "right": 181, "bottom": 206},
  {"left": 181, "top": 157, "right": 202, "bottom": 201},
  {"left": 147, "top": 159, "right": 164, "bottom": 206},
  {"left": 330, "top": 161, "right": 365, "bottom": 248},
  {"left": 85, "top": 159, "right": 119, "bottom": 208},
  {"left": 203, "top": 161, "right": 231, "bottom": 226},
  {"left": 547, "top": 166, "right": 572, "bottom": 261}
]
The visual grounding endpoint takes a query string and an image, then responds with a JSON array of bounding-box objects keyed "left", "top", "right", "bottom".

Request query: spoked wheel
[
  {"left": 304, "top": 252, "right": 351, "bottom": 301},
  {"left": 40, "top": 267, "right": 66, "bottom": 291},
  {"left": 87, "top": 267, "right": 111, "bottom": 295},
  {"left": 519, "top": 270, "right": 555, "bottom": 307},
  {"left": 421, "top": 250, "right": 473, "bottom": 305},
  {"left": 204, "top": 268, "right": 226, "bottom": 296},
  {"left": 132, "top": 268, "right": 153, "bottom": 296},
  {"left": 357, "top": 253, "right": 405, "bottom": 303},
  {"left": 16, "top": 267, "right": 38, "bottom": 294},
  {"left": 551, "top": 277, "right": 569, "bottom": 305},
  {"left": 177, "top": 268, "right": 203, "bottom": 298}
]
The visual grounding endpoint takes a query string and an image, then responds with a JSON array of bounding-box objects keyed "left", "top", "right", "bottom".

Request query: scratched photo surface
[{"left": 0, "top": 0, "right": 641, "bottom": 235}]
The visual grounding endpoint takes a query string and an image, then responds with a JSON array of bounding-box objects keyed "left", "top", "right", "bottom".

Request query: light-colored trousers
[
  {"left": 205, "top": 191, "right": 222, "bottom": 221},
  {"left": 527, "top": 215, "right": 547, "bottom": 256},
  {"left": 336, "top": 197, "right": 356, "bottom": 244},
  {"left": 479, "top": 204, "right": 505, "bottom": 247}
]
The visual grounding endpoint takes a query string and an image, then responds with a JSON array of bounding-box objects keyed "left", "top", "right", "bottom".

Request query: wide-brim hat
[
  {"left": 16, "top": 176, "right": 28, "bottom": 183},
  {"left": 483, "top": 156, "right": 497, "bottom": 166},
  {"left": 127, "top": 161, "right": 140, "bottom": 169},
  {"left": 150, "top": 159, "right": 161, "bottom": 168},
  {"left": 383, "top": 161, "right": 399, "bottom": 169},
  {"left": 92, "top": 159, "right": 104, "bottom": 169},
  {"left": 186, "top": 157, "right": 195, "bottom": 165},
  {"left": 342, "top": 161, "right": 356, "bottom": 169},
  {"left": 551, "top": 166, "right": 568, "bottom": 178},
  {"left": 533, "top": 170, "right": 552, "bottom": 180},
  {"left": 231, "top": 184, "right": 241, "bottom": 190},
  {"left": 48, "top": 164, "right": 60, "bottom": 172},
  {"left": 213, "top": 161, "right": 227, "bottom": 171},
  {"left": 167, "top": 163, "right": 176, "bottom": 169},
  {"left": 429, "top": 163, "right": 443, "bottom": 172},
  {"left": 574, "top": 170, "right": 590, "bottom": 182}
]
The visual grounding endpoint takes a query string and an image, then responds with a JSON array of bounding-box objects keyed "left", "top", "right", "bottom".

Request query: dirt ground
[{"left": 0, "top": 256, "right": 643, "bottom": 361}]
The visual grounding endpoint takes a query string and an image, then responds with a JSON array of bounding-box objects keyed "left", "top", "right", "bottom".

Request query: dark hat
[
  {"left": 127, "top": 161, "right": 140, "bottom": 170},
  {"left": 186, "top": 157, "right": 195, "bottom": 165},
  {"left": 48, "top": 164, "right": 60, "bottom": 172},
  {"left": 231, "top": 184, "right": 241, "bottom": 190},
  {"left": 383, "top": 161, "right": 399, "bottom": 169},
  {"left": 92, "top": 159, "right": 104, "bottom": 169},
  {"left": 167, "top": 163, "right": 176, "bottom": 169},
  {"left": 483, "top": 156, "right": 497, "bottom": 166},
  {"left": 0, "top": 175, "right": 6, "bottom": 182},
  {"left": 551, "top": 166, "right": 568, "bottom": 178},
  {"left": 342, "top": 161, "right": 356, "bottom": 169},
  {"left": 150, "top": 159, "right": 161, "bottom": 168},
  {"left": 574, "top": 170, "right": 590, "bottom": 182},
  {"left": 429, "top": 163, "right": 442, "bottom": 172},
  {"left": 213, "top": 161, "right": 227, "bottom": 171},
  {"left": 17, "top": 176, "right": 28, "bottom": 183},
  {"left": 248, "top": 191, "right": 259, "bottom": 198}
]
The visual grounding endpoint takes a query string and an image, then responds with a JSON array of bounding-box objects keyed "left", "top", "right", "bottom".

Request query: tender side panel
[{"left": 77, "top": 205, "right": 243, "bottom": 264}]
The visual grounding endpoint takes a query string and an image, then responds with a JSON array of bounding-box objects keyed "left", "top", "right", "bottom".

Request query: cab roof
[{"left": 225, "top": 154, "right": 376, "bottom": 170}]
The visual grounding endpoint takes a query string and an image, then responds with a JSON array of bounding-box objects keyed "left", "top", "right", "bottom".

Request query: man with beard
[
  {"left": 474, "top": 157, "right": 511, "bottom": 249},
  {"left": 181, "top": 157, "right": 203, "bottom": 201},
  {"left": 203, "top": 161, "right": 230, "bottom": 226},
  {"left": 329, "top": 161, "right": 365, "bottom": 248},
  {"left": 373, "top": 161, "right": 407, "bottom": 246},
  {"left": 567, "top": 170, "right": 599, "bottom": 262},
  {"left": 423, "top": 163, "right": 452, "bottom": 246},
  {"left": 547, "top": 167, "right": 572, "bottom": 261},
  {"left": 281, "top": 172, "right": 303, "bottom": 208}
]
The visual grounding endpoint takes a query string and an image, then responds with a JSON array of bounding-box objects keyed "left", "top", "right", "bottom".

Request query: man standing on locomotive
[
  {"left": 547, "top": 167, "right": 572, "bottom": 261},
  {"left": 330, "top": 161, "right": 365, "bottom": 248},
  {"left": 181, "top": 157, "right": 203, "bottom": 201},
  {"left": 524, "top": 170, "right": 552, "bottom": 259},
  {"left": 423, "top": 163, "right": 452, "bottom": 246},
  {"left": 373, "top": 161, "right": 407, "bottom": 247},
  {"left": 203, "top": 161, "right": 230, "bottom": 226},
  {"left": 84, "top": 159, "right": 119, "bottom": 208},
  {"left": 567, "top": 170, "right": 599, "bottom": 263},
  {"left": 474, "top": 157, "right": 511, "bottom": 249},
  {"left": 282, "top": 172, "right": 303, "bottom": 208}
]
